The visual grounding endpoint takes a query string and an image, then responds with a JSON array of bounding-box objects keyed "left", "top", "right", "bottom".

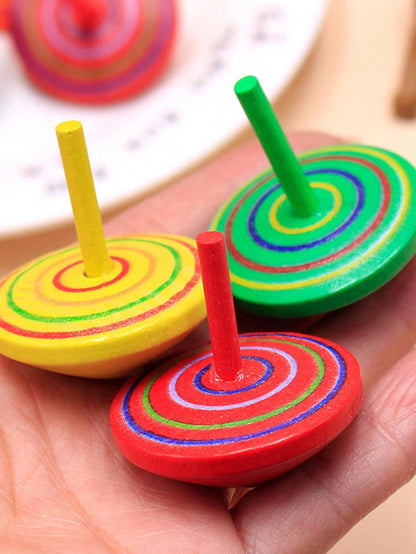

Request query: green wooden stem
[{"left": 235, "top": 75, "right": 317, "bottom": 218}]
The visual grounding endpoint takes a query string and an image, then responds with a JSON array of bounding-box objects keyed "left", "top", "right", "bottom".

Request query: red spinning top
[
  {"left": 9, "top": 0, "right": 177, "bottom": 104},
  {"left": 110, "top": 231, "right": 363, "bottom": 486}
]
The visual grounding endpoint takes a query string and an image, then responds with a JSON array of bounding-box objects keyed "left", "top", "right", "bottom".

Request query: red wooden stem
[
  {"left": 196, "top": 231, "right": 242, "bottom": 382},
  {"left": 70, "top": 0, "right": 107, "bottom": 30}
]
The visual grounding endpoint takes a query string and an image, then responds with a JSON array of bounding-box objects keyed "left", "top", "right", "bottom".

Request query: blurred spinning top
[
  {"left": 0, "top": 0, "right": 10, "bottom": 29},
  {"left": 9, "top": 0, "right": 177, "bottom": 103},
  {"left": 0, "top": 121, "right": 205, "bottom": 378},
  {"left": 110, "top": 231, "right": 363, "bottom": 487}
]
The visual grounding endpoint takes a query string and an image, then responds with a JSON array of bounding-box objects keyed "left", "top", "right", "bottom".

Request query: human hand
[{"left": 1, "top": 132, "right": 416, "bottom": 553}]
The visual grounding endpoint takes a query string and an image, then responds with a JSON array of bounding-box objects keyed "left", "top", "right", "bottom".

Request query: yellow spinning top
[{"left": 0, "top": 121, "right": 205, "bottom": 378}]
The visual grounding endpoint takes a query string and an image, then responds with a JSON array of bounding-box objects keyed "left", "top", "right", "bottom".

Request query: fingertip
[{"left": 288, "top": 130, "right": 346, "bottom": 153}]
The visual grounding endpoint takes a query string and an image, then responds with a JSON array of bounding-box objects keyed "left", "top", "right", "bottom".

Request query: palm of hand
[{"left": 1, "top": 134, "right": 416, "bottom": 553}]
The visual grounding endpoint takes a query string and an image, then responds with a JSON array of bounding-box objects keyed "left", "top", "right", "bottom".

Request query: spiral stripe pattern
[
  {"left": 210, "top": 145, "right": 416, "bottom": 316},
  {"left": 9, "top": 0, "right": 176, "bottom": 103},
  {"left": 115, "top": 333, "right": 355, "bottom": 448},
  {"left": 0, "top": 235, "right": 205, "bottom": 373}
]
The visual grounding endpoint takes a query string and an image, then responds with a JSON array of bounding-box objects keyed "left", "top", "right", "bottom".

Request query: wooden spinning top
[
  {"left": 210, "top": 76, "right": 416, "bottom": 317},
  {"left": 110, "top": 231, "right": 362, "bottom": 487},
  {"left": 9, "top": 0, "right": 177, "bottom": 103},
  {"left": 0, "top": 121, "right": 205, "bottom": 378}
]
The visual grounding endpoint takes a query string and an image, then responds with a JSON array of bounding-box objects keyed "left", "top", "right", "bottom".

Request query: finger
[
  {"left": 309, "top": 254, "right": 416, "bottom": 388},
  {"left": 0, "top": 359, "right": 242, "bottom": 553},
  {"left": 105, "top": 132, "right": 343, "bottom": 238},
  {"left": 232, "top": 347, "right": 416, "bottom": 554},
  {"left": 234, "top": 307, "right": 323, "bottom": 335}
]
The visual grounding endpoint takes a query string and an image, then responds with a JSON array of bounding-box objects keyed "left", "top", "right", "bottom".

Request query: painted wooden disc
[
  {"left": 210, "top": 144, "right": 416, "bottom": 317},
  {"left": 0, "top": 235, "right": 205, "bottom": 378},
  {"left": 110, "top": 332, "right": 362, "bottom": 487},
  {"left": 9, "top": 0, "right": 177, "bottom": 103}
]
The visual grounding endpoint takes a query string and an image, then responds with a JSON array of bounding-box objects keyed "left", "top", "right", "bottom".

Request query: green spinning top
[{"left": 210, "top": 76, "right": 416, "bottom": 317}]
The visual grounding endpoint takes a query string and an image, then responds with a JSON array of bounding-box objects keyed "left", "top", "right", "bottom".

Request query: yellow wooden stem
[{"left": 56, "top": 121, "right": 113, "bottom": 278}]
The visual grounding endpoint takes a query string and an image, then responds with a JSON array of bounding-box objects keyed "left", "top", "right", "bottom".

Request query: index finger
[{"left": 105, "top": 132, "right": 343, "bottom": 238}]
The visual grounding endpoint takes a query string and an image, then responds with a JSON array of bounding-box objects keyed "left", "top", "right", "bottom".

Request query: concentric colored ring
[
  {"left": 210, "top": 145, "right": 416, "bottom": 317},
  {"left": 110, "top": 332, "right": 363, "bottom": 486},
  {"left": 0, "top": 235, "right": 205, "bottom": 377},
  {"left": 9, "top": 0, "right": 177, "bottom": 103}
]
